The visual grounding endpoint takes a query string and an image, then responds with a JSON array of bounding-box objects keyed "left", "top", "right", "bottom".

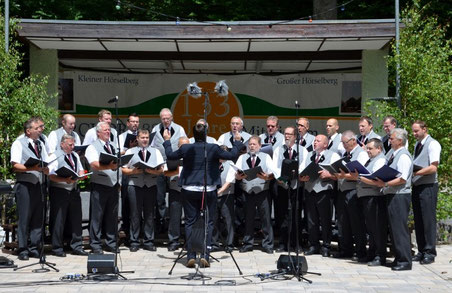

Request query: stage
[{"left": 0, "top": 244, "right": 451, "bottom": 292}]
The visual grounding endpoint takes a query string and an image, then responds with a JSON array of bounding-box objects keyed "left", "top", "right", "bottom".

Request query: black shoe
[
  {"left": 239, "top": 246, "right": 253, "bottom": 253},
  {"left": 29, "top": 251, "right": 40, "bottom": 258},
  {"left": 143, "top": 245, "right": 156, "bottom": 252},
  {"left": 91, "top": 249, "right": 104, "bottom": 255},
  {"left": 412, "top": 253, "right": 423, "bottom": 262},
  {"left": 392, "top": 263, "right": 412, "bottom": 271},
  {"left": 368, "top": 257, "right": 386, "bottom": 267},
  {"left": 72, "top": 249, "right": 89, "bottom": 256},
  {"left": 129, "top": 246, "right": 139, "bottom": 252},
  {"left": 357, "top": 256, "right": 369, "bottom": 263},
  {"left": 420, "top": 256, "right": 435, "bottom": 265},
  {"left": 18, "top": 253, "right": 29, "bottom": 261},
  {"left": 304, "top": 246, "right": 319, "bottom": 256},
  {"left": 262, "top": 248, "right": 273, "bottom": 254},
  {"left": 105, "top": 246, "right": 119, "bottom": 253},
  {"left": 224, "top": 246, "right": 234, "bottom": 253},
  {"left": 210, "top": 246, "right": 221, "bottom": 252},
  {"left": 321, "top": 249, "right": 330, "bottom": 257},
  {"left": 168, "top": 244, "right": 179, "bottom": 252},
  {"left": 54, "top": 251, "right": 66, "bottom": 257}
]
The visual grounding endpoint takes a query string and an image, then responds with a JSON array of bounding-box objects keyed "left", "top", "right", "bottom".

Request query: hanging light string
[{"left": 114, "top": 0, "right": 356, "bottom": 29}]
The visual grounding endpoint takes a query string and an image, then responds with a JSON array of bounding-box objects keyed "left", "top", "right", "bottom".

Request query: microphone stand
[
  {"left": 111, "top": 96, "right": 134, "bottom": 279},
  {"left": 15, "top": 141, "right": 58, "bottom": 273}
]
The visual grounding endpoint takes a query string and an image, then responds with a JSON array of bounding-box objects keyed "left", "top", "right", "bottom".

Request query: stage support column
[{"left": 29, "top": 46, "right": 58, "bottom": 108}]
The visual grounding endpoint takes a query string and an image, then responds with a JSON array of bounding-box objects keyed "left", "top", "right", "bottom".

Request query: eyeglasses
[{"left": 342, "top": 138, "right": 354, "bottom": 144}]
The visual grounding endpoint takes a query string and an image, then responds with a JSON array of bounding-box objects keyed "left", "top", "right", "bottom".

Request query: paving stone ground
[{"left": 0, "top": 244, "right": 450, "bottom": 292}]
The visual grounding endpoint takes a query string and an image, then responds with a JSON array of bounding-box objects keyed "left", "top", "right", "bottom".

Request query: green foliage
[
  {"left": 0, "top": 15, "right": 59, "bottom": 180},
  {"left": 365, "top": 1, "right": 452, "bottom": 220}
]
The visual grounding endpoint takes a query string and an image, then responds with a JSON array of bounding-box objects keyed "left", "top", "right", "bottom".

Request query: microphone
[
  {"left": 107, "top": 96, "right": 118, "bottom": 104},
  {"left": 295, "top": 100, "right": 300, "bottom": 108},
  {"left": 35, "top": 140, "right": 42, "bottom": 153}
]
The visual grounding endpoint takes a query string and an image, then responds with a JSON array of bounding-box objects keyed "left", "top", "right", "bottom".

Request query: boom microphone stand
[{"left": 15, "top": 140, "right": 58, "bottom": 273}]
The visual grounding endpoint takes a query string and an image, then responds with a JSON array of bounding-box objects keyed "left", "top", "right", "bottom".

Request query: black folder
[
  {"left": 123, "top": 133, "right": 137, "bottom": 148},
  {"left": 55, "top": 166, "right": 92, "bottom": 179},
  {"left": 229, "top": 164, "right": 263, "bottom": 181},
  {"left": 24, "top": 157, "right": 49, "bottom": 167},
  {"left": 279, "top": 159, "right": 298, "bottom": 181},
  {"left": 99, "top": 153, "right": 134, "bottom": 166},
  {"left": 360, "top": 165, "right": 401, "bottom": 182},
  {"left": 74, "top": 145, "right": 88, "bottom": 154},
  {"left": 319, "top": 157, "right": 350, "bottom": 174},
  {"left": 413, "top": 164, "right": 423, "bottom": 172},
  {"left": 260, "top": 144, "right": 273, "bottom": 158},
  {"left": 299, "top": 161, "right": 322, "bottom": 181},
  {"left": 133, "top": 161, "right": 164, "bottom": 170}
]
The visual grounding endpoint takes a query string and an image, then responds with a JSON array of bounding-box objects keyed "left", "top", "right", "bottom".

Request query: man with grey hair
[
  {"left": 48, "top": 134, "right": 87, "bottom": 256},
  {"left": 11, "top": 117, "right": 50, "bottom": 260},
  {"left": 372, "top": 128, "right": 413, "bottom": 271},
  {"left": 85, "top": 121, "right": 121, "bottom": 254},
  {"left": 189, "top": 119, "right": 217, "bottom": 144},
  {"left": 259, "top": 116, "right": 284, "bottom": 150},
  {"left": 47, "top": 114, "right": 81, "bottom": 154},
  {"left": 150, "top": 108, "right": 187, "bottom": 230},
  {"left": 334, "top": 130, "right": 369, "bottom": 261},
  {"left": 217, "top": 116, "right": 251, "bottom": 148}
]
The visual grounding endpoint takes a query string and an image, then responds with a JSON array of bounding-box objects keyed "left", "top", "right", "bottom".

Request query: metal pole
[
  {"left": 4, "top": 0, "right": 9, "bottom": 53},
  {"left": 395, "top": 0, "right": 400, "bottom": 109}
]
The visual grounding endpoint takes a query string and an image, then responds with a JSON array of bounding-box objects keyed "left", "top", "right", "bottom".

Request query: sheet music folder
[
  {"left": 99, "top": 153, "right": 133, "bottom": 166},
  {"left": 229, "top": 164, "right": 263, "bottom": 181},
  {"left": 360, "top": 165, "right": 401, "bottom": 182},
  {"left": 299, "top": 161, "right": 322, "bottom": 181}
]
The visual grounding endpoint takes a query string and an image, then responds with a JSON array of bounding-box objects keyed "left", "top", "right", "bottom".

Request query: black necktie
[
  {"left": 364, "top": 159, "right": 371, "bottom": 167},
  {"left": 33, "top": 140, "right": 41, "bottom": 158},
  {"left": 388, "top": 154, "right": 395, "bottom": 165},
  {"left": 414, "top": 143, "right": 423, "bottom": 158}
]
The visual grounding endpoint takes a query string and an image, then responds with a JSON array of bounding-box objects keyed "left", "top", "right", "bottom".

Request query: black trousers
[
  {"left": 168, "top": 188, "right": 183, "bottom": 246},
  {"left": 15, "top": 182, "right": 43, "bottom": 254},
  {"left": 128, "top": 185, "right": 157, "bottom": 247},
  {"left": 242, "top": 189, "right": 273, "bottom": 250},
  {"left": 275, "top": 186, "right": 303, "bottom": 249},
  {"left": 89, "top": 183, "right": 119, "bottom": 250},
  {"left": 412, "top": 183, "right": 438, "bottom": 258},
  {"left": 305, "top": 189, "right": 332, "bottom": 249},
  {"left": 120, "top": 175, "right": 130, "bottom": 238},
  {"left": 387, "top": 193, "right": 412, "bottom": 265},
  {"left": 155, "top": 174, "right": 168, "bottom": 224},
  {"left": 359, "top": 195, "right": 387, "bottom": 259},
  {"left": 336, "top": 189, "right": 367, "bottom": 257},
  {"left": 49, "top": 186, "right": 83, "bottom": 253},
  {"left": 182, "top": 189, "right": 217, "bottom": 260},
  {"left": 212, "top": 192, "right": 235, "bottom": 249}
]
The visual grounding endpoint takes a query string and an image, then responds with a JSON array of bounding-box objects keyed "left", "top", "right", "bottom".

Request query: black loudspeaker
[
  {"left": 87, "top": 254, "right": 116, "bottom": 274},
  {"left": 277, "top": 255, "right": 308, "bottom": 274}
]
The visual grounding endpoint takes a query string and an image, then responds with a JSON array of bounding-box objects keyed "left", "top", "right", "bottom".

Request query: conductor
[{"left": 163, "top": 123, "right": 243, "bottom": 268}]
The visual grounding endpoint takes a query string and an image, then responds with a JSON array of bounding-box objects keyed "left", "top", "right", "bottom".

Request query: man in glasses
[{"left": 259, "top": 116, "right": 284, "bottom": 150}]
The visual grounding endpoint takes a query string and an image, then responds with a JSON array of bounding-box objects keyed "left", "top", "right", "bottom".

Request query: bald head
[
  {"left": 313, "top": 134, "right": 328, "bottom": 152},
  {"left": 62, "top": 114, "right": 76, "bottom": 132},
  {"left": 178, "top": 136, "right": 190, "bottom": 147},
  {"left": 326, "top": 118, "right": 339, "bottom": 136}
]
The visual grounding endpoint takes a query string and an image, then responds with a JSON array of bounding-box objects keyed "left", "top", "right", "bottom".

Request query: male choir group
[{"left": 11, "top": 109, "right": 441, "bottom": 270}]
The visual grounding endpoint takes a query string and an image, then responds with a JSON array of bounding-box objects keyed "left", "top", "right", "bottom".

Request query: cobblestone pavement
[{"left": 0, "top": 244, "right": 450, "bottom": 292}]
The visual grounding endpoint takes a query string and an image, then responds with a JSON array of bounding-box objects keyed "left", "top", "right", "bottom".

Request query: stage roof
[{"left": 17, "top": 19, "right": 397, "bottom": 74}]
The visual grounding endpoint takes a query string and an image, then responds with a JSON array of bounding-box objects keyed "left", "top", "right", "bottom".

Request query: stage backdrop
[{"left": 58, "top": 71, "right": 364, "bottom": 139}]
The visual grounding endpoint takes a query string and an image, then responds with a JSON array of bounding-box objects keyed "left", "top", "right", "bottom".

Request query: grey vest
[
  {"left": 219, "top": 131, "right": 251, "bottom": 148},
  {"left": 49, "top": 149, "right": 80, "bottom": 191},
  {"left": 328, "top": 133, "right": 343, "bottom": 155},
  {"left": 53, "top": 127, "right": 80, "bottom": 147},
  {"left": 15, "top": 136, "right": 45, "bottom": 184},
  {"left": 151, "top": 123, "right": 185, "bottom": 160},
  {"left": 259, "top": 131, "right": 284, "bottom": 150},
  {"left": 412, "top": 135, "right": 438, "bottom": 185},
  {"left": 338, "top": 146, "right": 366, "bottom": 191},
  {"left": 383, "top": 148, "right": 412, "bottom": 195},
  {"left": 90, "top": 139, "right": 121, "bottom": 187},
  {"left": 239, "top": 152, "right": 271, "bottom": 194},
  {"left": 357, "top": 152, "right": 386, "bottom": 197},
  {"left": 304, "top": 150, "right": 335, "bottom": 193},
  {"left": 220, "top": 161, "right": 235, "bottom": 195},
  {"left": 126, "top": 146, "right": 162, "bottom": 188}
]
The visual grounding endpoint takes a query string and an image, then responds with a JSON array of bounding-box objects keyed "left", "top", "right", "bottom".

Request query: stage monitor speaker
[
  {"left": 277, "top": 255, "right": 308, "bottom": 274},
  {"left": 87, "top": 254, "right": 116, "bottom": 274}
]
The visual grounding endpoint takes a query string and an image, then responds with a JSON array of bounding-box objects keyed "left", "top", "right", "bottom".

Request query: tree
[
  {"left": 0, "top": 15, "right": 59, "bottom": 180},
  {"left": 365, "top": 0, "right": 452, "bottom": 222}
]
